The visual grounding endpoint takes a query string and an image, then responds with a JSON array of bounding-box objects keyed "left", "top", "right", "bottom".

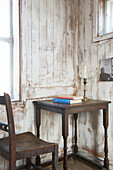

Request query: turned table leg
[
  {"left": 36, "top": 107, "right": 41, "bottom": 165},
  {"left": 74, "top": 113, "right": 78, "bottom": 156},
  {"left": 103, "top": 106, "right": 109, "bottom": 170},
  {"left": 64, "top": 137, "right": 68, "bottom": 170},
  {"left": 62, "top": 112, "right": 68, "bottom": 170}
]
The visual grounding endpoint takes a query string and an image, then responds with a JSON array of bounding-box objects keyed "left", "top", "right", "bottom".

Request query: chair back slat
[
  {"left": 0, "top": 121, "right": 9, "bottom": 132},
  {"left": 0, "top": 93, "right": 15, "bottom": 135},
  {"left": 0, "top": 96, "right": 6, "bottom": 105},
  {"left": 4, "top": 93, "right": 15, "bottom": 136},
  {"left": 0, "top": 93, "right": 16, "bottom": 161},
  {"left": 0, "top": 96, "right": 8, "bottom": 132}
]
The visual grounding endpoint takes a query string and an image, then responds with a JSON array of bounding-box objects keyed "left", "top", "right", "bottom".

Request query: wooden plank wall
[
  {"left": 20, "top": 0, "right": 77, "bottom": 100},
  {"left": 77, "top": 0, "right": 113, "bottom": 167},
  {"left": 0, "top": 0, "right": 78, "bottom": 169},
  {"left": 1, "top": 0, "right": 113, "bottom": 169}
]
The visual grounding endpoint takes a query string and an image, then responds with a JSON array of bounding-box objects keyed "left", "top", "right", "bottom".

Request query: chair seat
[{"left": 0, "top": 132, "right": 57, "bottom": 160}]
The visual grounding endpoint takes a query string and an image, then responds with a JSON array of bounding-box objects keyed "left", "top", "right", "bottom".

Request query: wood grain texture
[
  {"left": 1, "top": 0, "right": 113, "bottom": 169},
  {"left": 77, "top": 0, "right": 113, "bottom": 167},
  {"left": 21, "top": 0, "right": 77, "bottom": 99}
]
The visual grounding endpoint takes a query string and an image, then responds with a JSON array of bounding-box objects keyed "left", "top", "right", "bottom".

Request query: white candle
[{"left": 84, "top": 65, "right": 87, "bottom": 78}]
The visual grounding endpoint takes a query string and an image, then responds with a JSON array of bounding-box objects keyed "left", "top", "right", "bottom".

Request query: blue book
[{"left": 53, "top": 98, "right": 82, "bottom": 104}]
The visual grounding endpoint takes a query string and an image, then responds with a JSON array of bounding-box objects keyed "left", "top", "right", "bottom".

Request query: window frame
[
  {"left": 19, "top": 0, "right": 21, "bottom": 101},
  {"left": 0, "top": 0, "right": 21, "bottom": 101},
  {"left": 93, "top": 0, "right": 113, "bottom": 42},
  {"left": 13, "top": 0, "right": 21, "bottom": 101}
]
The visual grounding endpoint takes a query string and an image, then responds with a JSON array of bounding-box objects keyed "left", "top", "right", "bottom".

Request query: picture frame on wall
[{"left": 100, "top": 58, "right": 113, "bottom": 81}]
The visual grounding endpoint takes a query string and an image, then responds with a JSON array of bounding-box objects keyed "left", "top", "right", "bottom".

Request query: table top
[{"left": 33, "top": 99, "right": 111, "bottom": 114}]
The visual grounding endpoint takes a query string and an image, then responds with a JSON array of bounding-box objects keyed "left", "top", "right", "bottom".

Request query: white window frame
[
  {"left": 0, "top": 0, "right": 20, "bottom": 100},
  {"left": 93, "top": 0, "right": 113, "bottom": 42},
  {"left": 12, "top": 0, "right": 20, "bottom": 100}
]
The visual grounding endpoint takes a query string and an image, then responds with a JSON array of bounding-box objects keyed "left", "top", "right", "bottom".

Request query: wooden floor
[{"left": 45, "top": 158, "right": 101, "bottom": 170}]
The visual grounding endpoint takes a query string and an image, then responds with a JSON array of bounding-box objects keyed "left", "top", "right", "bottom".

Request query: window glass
[
  {"left": 93, "top": 0, "right": 113, "bottom": 42},
  {"left": 99, "top": 0, "right": 113, "bottom": 35},
  {"left": 0, "top": 0, "right": 10, "bottom": 37},
  {"left": 0, "top": 42, "right": 10, "bottom": 94},
  {"left": 0, "top": 0, "right": 19, "bottom": 100}
]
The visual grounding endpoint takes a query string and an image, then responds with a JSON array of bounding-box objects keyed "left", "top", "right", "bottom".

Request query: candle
[{"left": 84, "top": 65, "right": 87, "bottom": 78}]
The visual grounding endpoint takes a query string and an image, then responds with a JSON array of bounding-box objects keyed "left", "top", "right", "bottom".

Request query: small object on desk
[
  {"left": 83, "top": 65, "right": 88, "bottom": 101},
  {"left": 56, "top": 95, "right": 83, "bottom": 100},
  {"left": 83, "top": 78, "right": 88, "bottom": 101},
  {"left": 53, "top": 98, "right": 82, "bottom": 104}
]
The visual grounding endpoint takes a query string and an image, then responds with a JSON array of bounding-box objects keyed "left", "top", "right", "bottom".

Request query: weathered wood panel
[
  {"left": 2, "top": 0, "right": 113, "bottom": 169},
  {"left": 31, "top": 0, "right": 40, "bottom": 87},
  {"left": 0, "top": 0, "right": 77, "bottom": 169},
  {"left": 77, "top": 0, "right": 113, "bottom": 167},
  {"left": 39, "top": 0, "right": 47, "bottom": 86},
  {"left": 46, "top": 0, "right": 54, "bottom": 85},
  {"left": 53, "top": 0, "right": 61, "bottom": 85},
  {"left": 27, "top": 0, "right": 76, "bottom": 96}
]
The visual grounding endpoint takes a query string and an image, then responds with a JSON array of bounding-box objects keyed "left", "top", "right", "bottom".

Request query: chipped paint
[
  {"left": 0, "top": 0, "right": 77, "bottom": 169},
  {"left": 1, "top": 0, "right": 113, "bottom": 169},
  {"left": 77, "top": 0, "right": 113, "bottom": 168}
]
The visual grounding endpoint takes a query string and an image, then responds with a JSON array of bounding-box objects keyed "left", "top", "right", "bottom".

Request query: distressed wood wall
[
  {"left": 20, "top": 0, "right": 78, "bottom": 100},
  {"left": 1, "top": 0, "right": 113, "bottom": 169},
  {"left": 0, "top": 0, "right": 78, "bottom": 169},
  {"left": 77, "top": 0, "right": 113, "bottom": 168}
]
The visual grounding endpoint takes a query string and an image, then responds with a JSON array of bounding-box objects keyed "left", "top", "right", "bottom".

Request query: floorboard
[{"left": 44, "top": 157, "right": 101, "bottom": 170}]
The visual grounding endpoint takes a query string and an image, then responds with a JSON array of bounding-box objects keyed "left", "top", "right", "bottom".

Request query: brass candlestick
[{"left": 83, "top": 78, "right": 88, "bottom": 101}]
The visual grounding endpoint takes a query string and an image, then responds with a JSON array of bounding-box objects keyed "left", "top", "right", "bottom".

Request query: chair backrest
[{"left": 0, "top": 93, "right": 16, "bottom": 160}]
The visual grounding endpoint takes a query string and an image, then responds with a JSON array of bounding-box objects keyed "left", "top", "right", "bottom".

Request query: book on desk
[
  {"left": 53, "top": 95, "right": 83, "bottom": 104},
  {"left": 56, "top": 95, "right": 83, "bottom": 100}
]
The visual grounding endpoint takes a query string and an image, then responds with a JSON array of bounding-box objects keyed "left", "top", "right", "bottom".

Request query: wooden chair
[{"left": 0, "top": 93, "right": 58, "bottom": 170}]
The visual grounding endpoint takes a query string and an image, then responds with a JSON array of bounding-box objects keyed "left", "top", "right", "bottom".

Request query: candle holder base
[{"left": 82, "top": 96, "right": 88, "bottom": 102}]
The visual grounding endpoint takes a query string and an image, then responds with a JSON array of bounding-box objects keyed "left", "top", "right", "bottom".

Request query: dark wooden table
[{"left": 33, "top": 99, "right": 111, "bottom": 170}]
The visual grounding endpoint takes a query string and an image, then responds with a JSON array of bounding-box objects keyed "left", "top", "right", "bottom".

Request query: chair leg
[
  {"left": 26, "top": 158, "right": 31, "bottom": 170},
  {"left": 9, "top": 162, "right": 16, "bottom": 170},
  {"left": 9, "top": 158, "right": 16, "bottom": 170},
  {"left": 52, "top": 145, "right": 58, "bottom": 170}
]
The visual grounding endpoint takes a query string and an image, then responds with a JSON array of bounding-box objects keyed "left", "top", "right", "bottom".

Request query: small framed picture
[{"left": 100, "top": 58, "right": 113, "bottom": 81}]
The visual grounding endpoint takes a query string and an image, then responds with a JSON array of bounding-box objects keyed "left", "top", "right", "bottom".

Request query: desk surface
[{"left": 34, "top": 99, "right": 111, "bottom": 114}]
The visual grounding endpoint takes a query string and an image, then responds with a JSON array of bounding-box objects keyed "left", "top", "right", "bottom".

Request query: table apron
[
  {"left": 66, "top": 104, "right": 107, "bottom": 114},
  {"left": 36, "top": 105, "right": 64, "bottom": 114}
]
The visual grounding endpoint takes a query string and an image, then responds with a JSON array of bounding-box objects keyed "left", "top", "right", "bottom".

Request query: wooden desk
[{"left": 33, "top": 99, "right": 111, "bottom": 170}]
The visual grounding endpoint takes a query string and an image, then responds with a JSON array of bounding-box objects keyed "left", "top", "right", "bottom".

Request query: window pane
[
  {"left": 105, "top": 1, "right": 111, "bottom": 34},
  {"left": 0, "top": 42, "right": 10, "bottom": 95},
  {"left": 99, "top": 0, "right": 113, "bottom": 35},
  {"left": 0, "top": 0, "right": 10, "bottom": 37}
]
